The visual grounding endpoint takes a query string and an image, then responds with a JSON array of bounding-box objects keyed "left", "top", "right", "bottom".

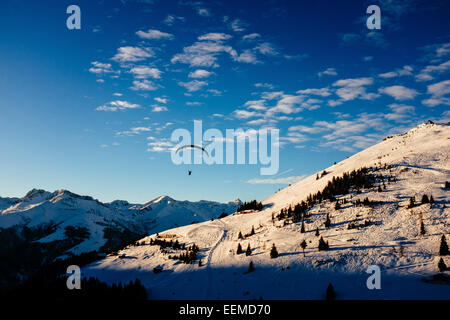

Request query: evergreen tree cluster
[
  {"left": 237, "top": 200, "right": 263, "bottom": 212},
  {"left": 149, "top": 238, "right": 185, "bottom": 250},
  {"left": 237, "top": 226, "right": 256, "bottom": 239},
  {"left": 420, "top": 194, "right": 435, "bottom": 204},
  {"left": 354, "top": 197, "right": 378, "bottom": 207},
  {"left": 169, "top": 244, "right": 199, "bottom": 264},
  {"left": 4, "top": 250, "right": 148, "bottom": 299}
]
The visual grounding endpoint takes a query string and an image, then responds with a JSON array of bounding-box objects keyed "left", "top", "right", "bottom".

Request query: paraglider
[{"left": 175, "top": 145, "right": 208, "bottom": 176}]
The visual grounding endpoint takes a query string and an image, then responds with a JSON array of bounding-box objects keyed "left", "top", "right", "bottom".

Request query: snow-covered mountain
[
  {"left": 0, "top": 190, "right": 241, "bottom": 255},
  {"left": 83, "top": 122, "right": 450, "bottom": 299}
]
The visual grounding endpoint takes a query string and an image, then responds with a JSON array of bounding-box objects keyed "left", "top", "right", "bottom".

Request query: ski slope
[{"left": 83, "top": 122, "right": 450, "bottom": 299}]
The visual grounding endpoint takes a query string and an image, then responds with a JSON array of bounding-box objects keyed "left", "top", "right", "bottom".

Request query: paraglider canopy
[{"left": 175, "top": 144, "right": 209, "bottom": 157}]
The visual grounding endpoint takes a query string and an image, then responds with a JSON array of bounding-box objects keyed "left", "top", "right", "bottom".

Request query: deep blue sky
[{"left": 0, "top": 0, "right": 449, "bottom": 203}]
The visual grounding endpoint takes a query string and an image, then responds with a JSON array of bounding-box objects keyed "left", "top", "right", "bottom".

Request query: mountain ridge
[{"left": 82, "top": 122, "right": 450, "bottom": 299}]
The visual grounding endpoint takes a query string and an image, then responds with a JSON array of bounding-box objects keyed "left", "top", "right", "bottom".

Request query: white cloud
[
  {"left": 112, "top": 46, "right": 154, "bottom": 62},
  {"left": 332, "top": 77, "right": 378, "bottom": 101},
  {"left": 171, "top": 41, "right": 236, "bottom": 67},
  {"left": 416, "top": 60, "right": 450, "bottom": 82},
  {"left": 242, "top": 33, "right": 260, "bottom": 40},
  {"left": 197, "top": 8, "right": 211, "bottom": 17},
  {"left": 289, "top": 125, "right": 327, "bottom": 134},
  {"left": 234, "top": 50, "right": 259, "bottom": 64},
  {"left": 255, "top": 83, "right": 274, "bottom": 90},
  {"left": 136, "top": 29, "right": 174, "bottom": 40},
  {"left": 244, "top": 99, "right": 266, "bottom": 111},
  {"left": 427, "top": 79, "right": 450, "bottom": 97},
  {"left": 233, "top": 109, "right": 260, "bottom": 119},
  {"left": 318, "top": 67, "right": 337, "bottom": 77},
  {"left": 379, "top": 65, "right": 413, "bottom": 78},
  {"left": 266, "top": 94, "right": 304, "bottom": 116},
  {"left": 96, "top": 100, "right": 141, "bottom": 111},
  {"left": 207, "top": 89, "right": 222, "bottom": 96},
  {"left": 422, "top": 80, "right": 450, "bottom": 107},
  {"left": 89, "top": 61, "right": 114, "bottom": 74},
  {"left": 379, "top": 85, "right": 418, "bottom": 100},
  {"left": 254, "top": 42, "right": 278, "bottom": 56},
  {"left": 230, "top": 19, "right": 246, "bottom": 32},
  {"left": 296, "top": 88, "right": 331, "bottom": 97},
  {"left": 186, "top": 101, "right": 202, "bottom": 106},
  {"left": 154, "top": 97, "right": 168, "bottom": 104},
  {"left": 261, "top": 91, "right": 284, "bottom": 100},
  {"left": 147, "top": 139, "right": 175, "bottom": 152},
  {"left": 178, "top": 80, "right": 208, "bottom": 92},
  {"left": 152, "top": 105, "right": 168, "bottom": 112},
  {"left": 384, "top": 103, "right": 415, "bottom": 122},
  {"left": 130, "top": 79, "right": 159, "bottom": 91},
  {"left": 129, "top": 66, "right": 162, "bottom": 79},
  {"left": 163, "top": 14, "right": 185, "bottom": 26},
  {"left": 188, "top": 69, "right": 213, "bottom": 78},
  {"left": 198, "top": 33, "right": 232, "bottom": 41}
]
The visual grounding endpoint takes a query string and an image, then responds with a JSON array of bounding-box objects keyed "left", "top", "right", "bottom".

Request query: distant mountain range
[{"left": 0, "top": 189, "right": 241, "bottom": 256}]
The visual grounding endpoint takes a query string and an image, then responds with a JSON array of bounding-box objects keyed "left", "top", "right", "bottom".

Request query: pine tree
[
  {"left": 420, "top": 220, "right": 426, "bottom": 235},
  {"left": 378, "top": 186, "right": 382, "bottom": 192},
  {"left": 237, "top": 243, "right": 243, "bottom": 254},
  {"left": 421, "top": 194, "right": 429, "bottom": 204},
  {"left": 315, "top": 227, "right": 320, "bottom": 237},
  {"left": 300, "top": 219, "right": 305, "bottom": 233},
  {"left": 438, "top": 258, "right": 447, "bottom": 272},
  {"left": 408, "top": 196, "right": 415, "bottom": 208},
  {"left": 246, "top": 244, "right": 252, "bottom": 256},
  {"left": 430, "top": 195, "right": 435, "bottom": 204},
  {"left": 318, "top": 236, "right": 329, "bottom": 251},
  {"left": 270, "top": 243, "right": 278, "bottom": 259},
  {"left": 335, "top": 201, "right": 341, "bottom": 210},
  {"left": 250, "top": 226, "right": 255, "bottom": 236},
  {"left": 445, "top": 181, "right": 450, "bottom": 189},
  {"left": 238, "top": 231, "right": 243, "bottom": 240},
  {"left": 324, "top": 213, "right": 331, "bottom": 228},
  {"left": 300, "top": 239, "right": 307, "bottom": 257},
  {"left": 326, "top": 283, "right": 336, "bottom": 300},
  {"left": 198, "top": 259, "right": 203, "bottom": 267},
  {"left": 439, "top": 235, "right": 449, "bottom": 256}
]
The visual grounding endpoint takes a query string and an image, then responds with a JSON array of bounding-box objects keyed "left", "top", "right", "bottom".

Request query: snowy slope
[
  {"left": 0, "top": 190, "right": 241, "bottom": 256},
  {"left": 83, "top": 122, "right": 450, "bottom": 299}
]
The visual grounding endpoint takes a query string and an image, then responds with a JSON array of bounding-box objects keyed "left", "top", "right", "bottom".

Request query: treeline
[
  {"left": 237, "top": 200, "right": 263, "bottom": 212},
  {"left": 276, "top": 167, "right": 381, "bottom": 223},
  {"left": 3, "top": 250, "right": 146, "bottom": 299}
]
